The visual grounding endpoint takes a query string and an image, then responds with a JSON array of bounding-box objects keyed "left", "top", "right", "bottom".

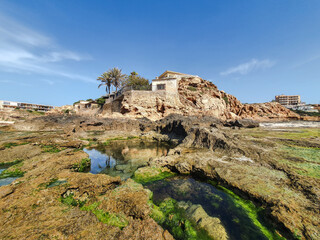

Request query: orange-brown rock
[{"left": 111, "top": 76, "right": 300, "bottom": 121}]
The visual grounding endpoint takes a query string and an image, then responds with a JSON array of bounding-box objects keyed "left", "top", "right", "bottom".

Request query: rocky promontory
[{"left": 97, "top": 76, "right": 300, "bottom": 121}]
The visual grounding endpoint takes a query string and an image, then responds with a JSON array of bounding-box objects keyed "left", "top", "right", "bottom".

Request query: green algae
[
  {"left": 38, "top": 178, "right": 67, "bottom": 189},
  {"left": 282, "top": 145, "right": 320, "bottom": 163},
  {"left": 280, "top": 145, "right": 320, "bottom": 178},
  {"left": 71, "top": 158, "right": 91, "bottom": 172},
  {"left": 0, "top": 159, "right": 23, "bottom": 167},
  {"left": 133, "top": 166, "right": 176, "bottom": 184},
  {"left": 0, "top": 160, "right": 25, "bottom": 179},
  {"left": 81, "top": 202, "right": 128, "bottom": 229},
  {"left": 41, "top": 145, "right": 65, "bottom": 153},
  {"left": 59, "top": 194, "right": 86, "bottom": 207},
  {"left": 0, "top": 168, "right": 25, "bottom": 179},
  {"left": 216, "top": 185, "right": 286, "bottom": 240},
  {"left": 149, "top": 198, "right": 211, "bottom": 240},
  {"left": 2, "top": 142, "right": 28, "bottom": 149},
  {"left": 59, "top": 194, "right": 128, "bottom": 229},
  {"left": 243, "top": 128, "right": 319, "bottom": 140},
  {"left": 103, "top": 136, "right": 138, "bottom": 146}
]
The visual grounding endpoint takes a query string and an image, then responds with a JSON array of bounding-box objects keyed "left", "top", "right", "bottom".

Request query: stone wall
[{"left": 151, "top": 79, "right": 178, "bottom": 93}]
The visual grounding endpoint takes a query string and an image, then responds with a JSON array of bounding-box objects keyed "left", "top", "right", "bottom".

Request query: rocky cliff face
[{"left": 115, "top": 76, "right": 300, "bottom": 121}]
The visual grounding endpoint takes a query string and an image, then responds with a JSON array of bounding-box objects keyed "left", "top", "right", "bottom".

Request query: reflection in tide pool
[
  {"left": 84, "top": 148, "right": 117, "bottom": 174},
  {"left": 0, "top": 168, "right": 18, "bottom": 187},
  {"left": 84, "top": 140, "right": 283, "bottom": 240},
  {"left": 84, "top": 141, "right": 172, "bottom": 180}
]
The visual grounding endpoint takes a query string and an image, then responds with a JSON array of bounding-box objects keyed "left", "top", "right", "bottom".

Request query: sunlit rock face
[{"left": 109, "top": 76, "right": 300, "bottom": 121}]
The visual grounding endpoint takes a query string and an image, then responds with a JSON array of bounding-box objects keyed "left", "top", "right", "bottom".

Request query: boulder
[
  {"left": 179, "top": 202, "right": 228, "bottom": 240},
  {"left": 224, "top": 119, "right": 259, "bottom": 128}
]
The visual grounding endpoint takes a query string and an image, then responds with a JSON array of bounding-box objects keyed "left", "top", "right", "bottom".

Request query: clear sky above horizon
[{"left": 0, "top": 0, "right": 319, "bottom": 106}]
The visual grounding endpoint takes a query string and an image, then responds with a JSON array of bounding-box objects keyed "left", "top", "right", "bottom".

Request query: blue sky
[{"left": 0, "top": 0, "right": 319, "bottom": 106}]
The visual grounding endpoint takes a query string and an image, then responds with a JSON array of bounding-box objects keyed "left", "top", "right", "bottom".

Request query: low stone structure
[{"left": 74, "top": 100, "right": 100, "bottom": 114}]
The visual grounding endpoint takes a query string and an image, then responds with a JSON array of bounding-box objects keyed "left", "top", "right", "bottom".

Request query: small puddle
[
  {"left": 84, "top": 140, "right": 172, "bottom": 180},
  {"left": 0, "top": 168, "right": 18, "bottom": 187}
]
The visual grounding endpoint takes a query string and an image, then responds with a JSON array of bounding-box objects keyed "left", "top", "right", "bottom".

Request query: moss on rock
[
  {"left": 133, "top": 166, "right": 176, "bottom": 184},
  {"left": 149, "top": 198, "right": 212, "bottom": 240},
  {"left": 0, "top": 168, "right": 25, "bottom": 179},
  {"left": 71, "top": 158, "right": 91, "bottom": 172}
]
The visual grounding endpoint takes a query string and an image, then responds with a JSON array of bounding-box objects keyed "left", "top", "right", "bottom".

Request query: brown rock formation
[{"left": 110, "top": 76, "right": 300, "bottom": 121}]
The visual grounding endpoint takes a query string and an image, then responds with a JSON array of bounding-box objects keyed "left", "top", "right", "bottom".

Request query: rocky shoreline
[{"left": 0, "top": 114, "right": 319, "bottom": 239}]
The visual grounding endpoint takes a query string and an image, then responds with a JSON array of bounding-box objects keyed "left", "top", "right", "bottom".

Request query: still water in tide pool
[
  {"left": 0, "top": 168, "right": 18, "bottom": 186},
  {"left": 145, "top": 176, "right": 281, "bottom": 240},
  {"left": 84, "top": 140, "right": 172, "bottom": 180},
  {"left": 84, "top": 141, "right": 282, "bottom": 240}
]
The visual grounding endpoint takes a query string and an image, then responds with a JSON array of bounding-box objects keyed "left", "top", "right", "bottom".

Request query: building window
[{"left": 157, "top": 84, "right": 166, "bottom": 90}]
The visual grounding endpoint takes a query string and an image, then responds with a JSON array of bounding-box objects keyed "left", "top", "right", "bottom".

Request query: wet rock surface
[
  {"left": 180, "top": 202, "right": 228, "bottom": 240},
  {"left": 0, "top": 130, "right": 171, "bottom": 240},
  {"left": 0, "top": 115, "right": 319, "bottom": 240},
  {"left": 149, "top": 126, "right": 320, "bottom": 240}
]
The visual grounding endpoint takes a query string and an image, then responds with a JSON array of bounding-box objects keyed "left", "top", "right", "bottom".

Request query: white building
[
  {"left": 151, "top": 70, "right": 199, "bottom": 93},
  {"left": 0, "top": 100, "right": 54, "bottom": 112}
]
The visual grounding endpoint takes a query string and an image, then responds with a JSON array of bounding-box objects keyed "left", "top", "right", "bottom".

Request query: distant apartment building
[
  {"left": 275, "top": 95, "right": 301, "bottom": 106},
  {"left": 0, "top": 100, "right": 54, "bottom": 112}
]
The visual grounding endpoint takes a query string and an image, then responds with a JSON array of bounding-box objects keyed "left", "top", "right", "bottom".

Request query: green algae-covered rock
[{"left": 133, "top": 166, "right": 175, "bottom": 184}]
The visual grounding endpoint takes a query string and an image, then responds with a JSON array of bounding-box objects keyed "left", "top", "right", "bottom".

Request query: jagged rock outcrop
[{"left": 114, "top": 76, "right": 300, "bottom": 121}]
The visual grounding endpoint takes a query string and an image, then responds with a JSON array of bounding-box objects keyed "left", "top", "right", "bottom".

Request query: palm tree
[
  {"left": 97, "top": 72, "right": 112, "bottom": 95},
  {"left": 108, "top": 67, "right": 126, "bottom": 92}
]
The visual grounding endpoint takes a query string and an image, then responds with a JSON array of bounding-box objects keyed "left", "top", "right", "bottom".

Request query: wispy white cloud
[
  {"left": 291, "top": 55, "right": 320, "bottom": 69},
  {"left": 0, "top": 13, "right": 93, "bottom": 83},
  {"left": 0, "top": 79, "right": 32, "bottom": 86},
  {"left": 220, "top": 59, "right": 275, "bottom": 76}
]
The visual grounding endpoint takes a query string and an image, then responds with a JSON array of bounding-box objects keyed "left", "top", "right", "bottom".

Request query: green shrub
[
  {"left": 187, "top": 86, "right": 197, "bottom": 91},
  {"left": 223, "top": 96, "right": 229, "bottom": 105},
  {"left": 292, "top": 109, "right": 320, "bottom": 117},
  {"left": 96, "top": 98, "right": 106, "bottom": 106}
]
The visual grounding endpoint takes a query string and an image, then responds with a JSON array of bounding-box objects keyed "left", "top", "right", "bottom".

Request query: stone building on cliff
[{"left": 151, "top": 70, "right": 199, "bottom": 93}]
